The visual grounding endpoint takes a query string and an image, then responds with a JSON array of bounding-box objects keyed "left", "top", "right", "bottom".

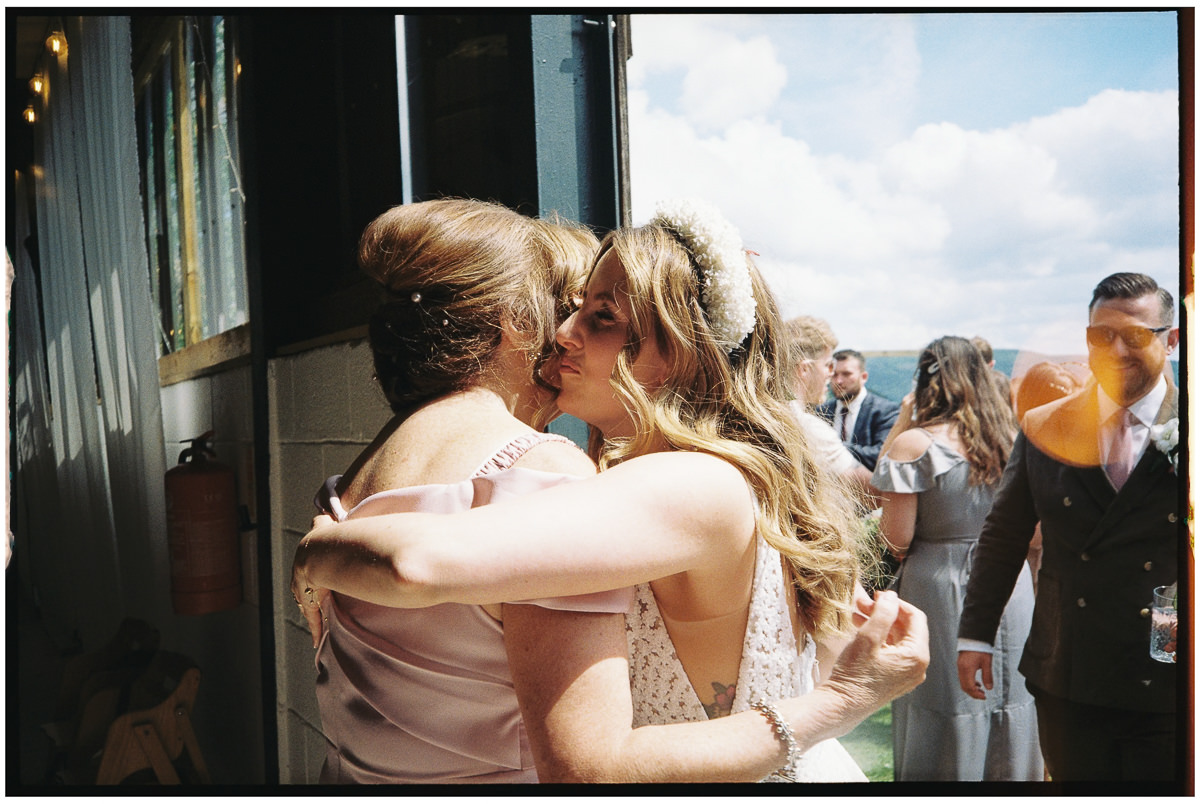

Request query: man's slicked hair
[{"left": 1090, "top": 272, "right": 1174, "bottom": 326}]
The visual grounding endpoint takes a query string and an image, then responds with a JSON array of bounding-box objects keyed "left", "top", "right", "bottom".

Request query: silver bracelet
[{"left": 750, "top": 699, "right": 798, "bottom": 781}]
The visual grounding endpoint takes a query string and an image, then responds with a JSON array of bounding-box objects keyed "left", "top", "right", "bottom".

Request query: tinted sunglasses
[{"left": 1085, "top": 324, "right": 1170, "bottom": 349}]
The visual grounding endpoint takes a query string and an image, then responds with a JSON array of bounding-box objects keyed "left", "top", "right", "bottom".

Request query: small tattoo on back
[{"left": 703, "top": 681, "right": 736, "bottom": 719}]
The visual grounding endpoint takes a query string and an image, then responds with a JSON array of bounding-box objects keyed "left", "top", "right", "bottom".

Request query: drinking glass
[{"left": 1150, "top": 585, "right": 1177, "bottom": 664}]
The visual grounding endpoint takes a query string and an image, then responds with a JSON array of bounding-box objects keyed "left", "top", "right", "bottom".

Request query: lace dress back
[{"left": 625, "top": 534, "right": 866, "bottom": 782}]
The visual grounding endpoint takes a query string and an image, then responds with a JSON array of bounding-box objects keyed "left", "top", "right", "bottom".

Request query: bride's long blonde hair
[{"left": 590, "top": 225, "right": 864, "bottom": 641}]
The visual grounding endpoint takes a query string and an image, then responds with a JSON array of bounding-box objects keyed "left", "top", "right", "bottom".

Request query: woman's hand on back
[{"left": 819, "top": 590, "right": 929, "bottom": 725}]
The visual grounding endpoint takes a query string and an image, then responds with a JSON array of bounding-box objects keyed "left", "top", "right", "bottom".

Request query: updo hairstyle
[{"left": 360, "top": 199, "right": 596, "bottom": 417}]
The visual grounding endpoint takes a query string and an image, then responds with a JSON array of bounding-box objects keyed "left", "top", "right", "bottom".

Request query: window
[
  {"left": 135, "top": 16, "right": 247, "bottom": 356},
  {"left": 404, "top": 15, "right": 538, "bottom": 210}
]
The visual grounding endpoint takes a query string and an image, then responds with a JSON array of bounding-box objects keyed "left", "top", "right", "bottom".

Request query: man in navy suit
[
  {"left": 957, "top": 272, "right": 1181, "bottom": 784},
  {"left": 817, "top": 349, "right": 900, "bottom": 471}
]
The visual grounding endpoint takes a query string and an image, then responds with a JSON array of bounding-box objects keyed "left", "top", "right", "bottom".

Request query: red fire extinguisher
[{"left": 165, "top": 431, "right": 242, "bottom": 615}]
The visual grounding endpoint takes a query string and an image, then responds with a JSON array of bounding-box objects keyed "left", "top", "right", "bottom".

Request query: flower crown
[{"left": 651, "top": 198, "right": 757, "bottom": 352}]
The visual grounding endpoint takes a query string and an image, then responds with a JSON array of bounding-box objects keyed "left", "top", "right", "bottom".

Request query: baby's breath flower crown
[{"left": 651, "top": 198, "right": 757, "bottom": 352}]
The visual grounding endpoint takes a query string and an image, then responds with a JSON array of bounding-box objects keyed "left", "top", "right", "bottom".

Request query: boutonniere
[{"left": 1150, "top": 417, "right": 1179, "bottom": 473}]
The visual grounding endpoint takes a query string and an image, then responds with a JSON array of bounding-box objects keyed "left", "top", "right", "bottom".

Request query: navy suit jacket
[
  {"left": 959, "top": 381, "right": 1180, "bottom": 713},
  {"left": 817, "top": 390, "right": 900, "bottom": 471}
]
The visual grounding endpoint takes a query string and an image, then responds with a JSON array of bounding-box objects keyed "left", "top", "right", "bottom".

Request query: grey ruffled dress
[{"left": 872, "top": 436, "right": 1042, "bottom": 781}]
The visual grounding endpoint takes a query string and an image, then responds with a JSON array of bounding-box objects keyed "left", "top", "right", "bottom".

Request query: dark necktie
[{"left": 839, "top": 405, "right": 850, "bottom": 441}]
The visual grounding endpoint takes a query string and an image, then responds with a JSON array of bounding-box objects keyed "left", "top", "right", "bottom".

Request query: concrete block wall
[
  {"left": 158, "top": 365, "right": 266, "bottom": 783},
  {"left": 268, "top": 336, "right": 392, "bottom": 783}
]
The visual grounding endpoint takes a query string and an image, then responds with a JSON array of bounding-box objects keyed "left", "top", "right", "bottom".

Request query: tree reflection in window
[{"left": 136, "top": 16, "right": 247, "bottom": 354}]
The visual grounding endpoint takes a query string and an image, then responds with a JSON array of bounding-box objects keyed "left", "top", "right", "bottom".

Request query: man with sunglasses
[{"left": 957, "top": 272, "right": 1181, "bottom": 786}]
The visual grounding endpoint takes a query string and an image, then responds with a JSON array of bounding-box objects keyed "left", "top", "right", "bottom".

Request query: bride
[{"left": 296, "top": 199, "right": 928, "bottom": 782}]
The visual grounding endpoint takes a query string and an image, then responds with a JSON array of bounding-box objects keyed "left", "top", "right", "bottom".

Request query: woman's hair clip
[
  {"left": 927, "top": 361, "right": 940, "bottom": 375},
  {"left": 404, "top": 289, "right": 447, "bottom": 326}
]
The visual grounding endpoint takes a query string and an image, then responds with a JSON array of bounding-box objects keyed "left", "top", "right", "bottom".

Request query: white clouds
[
  {"left": 769, "top": 14, "right": 923, "bottom": 156},
  {"left": 629, "top": 15, "right": 786, "bottom": 131},
  {"left": 627, "top": 14, "right": 1179, "bottom": 354},
  {"left": 679, "top": 37, "right": 785, "bottom": 129},
  {"left": 1019, "top": 89, "right": 1180, "bottom": 247},
  {"left": 881, "top": 122, "right": 1102, "bottom": 271}
]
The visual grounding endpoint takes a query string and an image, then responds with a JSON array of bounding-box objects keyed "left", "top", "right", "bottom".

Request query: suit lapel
[
  {"left": 1025, "top": 387, "right": 1113, "bottom": 532},
  {"left": 1074, "top": 389, "right": 1119, "bottom": 508},
  {"left": 851, "top": 393, "right": 872, "bottom": 443},
  {"left": 1086, "top": 382, "right": 1178, "bottom": 545},
  {"left": 1028, "top": 384, "right": 1105, "bottom": 467}
]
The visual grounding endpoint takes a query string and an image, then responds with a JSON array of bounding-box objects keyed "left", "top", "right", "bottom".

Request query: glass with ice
[{"left": 1150, "top": 585, "right": 1176, "bottom": 664}]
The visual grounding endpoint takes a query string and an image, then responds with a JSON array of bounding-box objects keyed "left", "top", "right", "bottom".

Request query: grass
[
  {"left": 837, "top": 514, "right": 898, "bottom": 782},
  {"left": 839, "top": 702, "right": 893, "bottom": 782}
]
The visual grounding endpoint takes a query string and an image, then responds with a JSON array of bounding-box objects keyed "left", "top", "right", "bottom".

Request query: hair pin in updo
[{"left": 394, "top": 287, "right": 449, "bottom": 327}]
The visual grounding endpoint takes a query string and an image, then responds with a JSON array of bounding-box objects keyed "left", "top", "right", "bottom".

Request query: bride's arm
[
  {"left": 502, "top": 590, "right": 929, "bottom": 782},
  {"left": 295, "top": 451, "right": 755, "bottom": 608}
]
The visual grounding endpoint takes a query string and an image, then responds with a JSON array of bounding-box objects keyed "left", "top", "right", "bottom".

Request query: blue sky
[
  {"left": 915, "top": 13, "right": 1178, "bottom": 132},
  {"left": 626, "top": 11, "right": 1181, "bottom": 357}
]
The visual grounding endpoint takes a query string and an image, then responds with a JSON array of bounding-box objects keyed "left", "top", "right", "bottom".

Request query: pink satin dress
[{"left": 313, "top": 433, "right": 632, "bottom": 783}]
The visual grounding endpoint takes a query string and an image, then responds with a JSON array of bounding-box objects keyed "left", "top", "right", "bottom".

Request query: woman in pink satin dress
[{"left": 302, "top": 199, "right": 629, "bottom": 782}]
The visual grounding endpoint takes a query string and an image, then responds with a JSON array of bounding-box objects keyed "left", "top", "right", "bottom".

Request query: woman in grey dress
[{"left": 871, "top": 336, "right": 1042, "bottom": 781}]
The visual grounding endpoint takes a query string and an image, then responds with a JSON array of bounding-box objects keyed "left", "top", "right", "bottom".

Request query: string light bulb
[
  {"left": 23, "top": 105, "right": 37, "bottom": 125},
  {"left": 45, "top": 31, "right": 68, "bottom": 57},
  {"left": 29, "top": 74, "right": 44, "bottom": 95}
]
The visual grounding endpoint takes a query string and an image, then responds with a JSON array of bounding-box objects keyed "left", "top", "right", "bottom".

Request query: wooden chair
[
  {"left": 42, "top": 618, "right": 160, "bottom": 783},
  {"left": 94, "top": 651, "right": 210, "bottom": 785},
  {"left": 50, "top": 618, "right": 160, "bottom": 724}
]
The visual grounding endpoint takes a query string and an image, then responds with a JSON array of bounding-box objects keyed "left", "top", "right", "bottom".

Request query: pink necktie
[{"left": 1106, "top": 409, "right": 1136, "bottom": 491}]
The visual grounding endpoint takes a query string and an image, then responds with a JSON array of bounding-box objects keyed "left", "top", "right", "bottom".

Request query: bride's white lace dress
[{"left": 626, "top": 534, "right": 867, "bottom": 783}]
